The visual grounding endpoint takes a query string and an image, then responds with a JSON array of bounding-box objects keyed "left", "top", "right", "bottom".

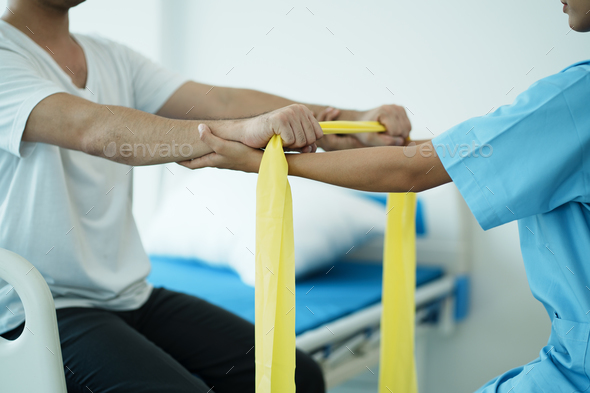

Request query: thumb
[{"left": 198, "top": 123, "right": 225, "bottom": 152}]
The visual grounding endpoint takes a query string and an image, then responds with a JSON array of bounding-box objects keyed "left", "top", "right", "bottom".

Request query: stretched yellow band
[{"left": 320, "top": 120, "right": 386, "bottom": 134}]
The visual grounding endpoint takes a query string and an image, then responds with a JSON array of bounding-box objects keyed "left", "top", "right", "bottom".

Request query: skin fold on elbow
[{"left": 80, "top": 123, "right": 133, "bottom": 165}]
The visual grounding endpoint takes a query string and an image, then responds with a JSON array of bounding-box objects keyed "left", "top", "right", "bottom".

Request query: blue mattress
[{"left": 148, "top": 257, "right": 444, "bottom": 335}]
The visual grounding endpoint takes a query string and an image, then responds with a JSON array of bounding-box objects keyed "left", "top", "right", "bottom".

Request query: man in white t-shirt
[{"left": 0, "top": 1, "right": 412, "bottom": 392}]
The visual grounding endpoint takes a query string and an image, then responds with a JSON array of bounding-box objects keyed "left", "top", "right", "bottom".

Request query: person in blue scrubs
[{"left": 184, "top": 1, "right": 590, "bottom": 391}]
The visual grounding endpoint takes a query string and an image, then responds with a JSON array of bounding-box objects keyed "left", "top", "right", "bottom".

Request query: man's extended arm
[
  {"left": 156, "top": 81, "right": 412, "bottom": 149},
  {"left": 23, "top": 93, "right": 321, "bottom": 166},
  {"left": 156, "top": 82, "right": 333, "bottom": 120}
]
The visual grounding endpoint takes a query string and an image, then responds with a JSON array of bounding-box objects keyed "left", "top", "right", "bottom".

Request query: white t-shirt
[{"left": 0, "top": 20, "right": 188, "bottom": 334}]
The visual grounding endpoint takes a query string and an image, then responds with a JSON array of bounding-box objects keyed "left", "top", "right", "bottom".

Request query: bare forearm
[
  {"left": 222, "top": 88, "right": 363, "bottom": 120},
  {"left": 24, "top": 93, "right": 247, "bottom": 166},
  {"left": 157, "top": 81, "right": 359, "bottom": 120},
  {"left": 223, "top": 88, "right": 325, "bottom": 117},
  {"left": 286, "top": 141, "right": 451, "bottom": 193}
]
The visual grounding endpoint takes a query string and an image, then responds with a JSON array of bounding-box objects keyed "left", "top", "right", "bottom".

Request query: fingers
[
  {"left": 320, "top": 134, "right": 364, "bottom": 151},
  {"left": 299, "top": 115, "right": 317, "bottom": 151},
  {"left": 378, "top": 105, "right": 411, "bottom": 140},
  {"left": 288, "top": 116, "right": 308, "bottom": 148},
  {"left": 284, "top": 143, "right": 317, "bottom": 153},
  {"left": 177, "top": 153, "right": 216, "bottom": 170},
  {"left": 198, "top": 123, "right": 225, "bottom": 152},
  {"left": 316, "top": 108, "right": 329, "bottom": 122},
  {"left": 399, "top": 106, "right": 412, "bottom": 138},
  {"left": 316, "top": 107, "right": 340, "bottom": 122},
  {"left": 293, "top": 111, "right": 320, "bottom": 153},
  {"left": 395, "top": 105, "right": 412, "bottom": 139},
  {"left": 354, "top": 131, "right": 404, "bottom": 147},
  {"left": 306, "top": 111, "right": 323, "bottom": 142},
  {"left": 374, "top": 132, "right": 405, "bottom": 146},
  {"left": 271, "top": 104, "right": 324, "bottom": 150},
  {"left": 250, "top": 104, "right": 325, "bottom": 150},
  {"left": 377, "top": 106, "right": 400, "bottom": 138},
  {"left": 295, "top": 105, "right": 318, "bottom": 148}
]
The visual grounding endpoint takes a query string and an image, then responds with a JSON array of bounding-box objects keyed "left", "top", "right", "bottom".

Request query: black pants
[{"left": 2, "top": 287, "right": 325, "bottom": 393}]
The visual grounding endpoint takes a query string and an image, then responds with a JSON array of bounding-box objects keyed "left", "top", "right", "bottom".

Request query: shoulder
[
  {"left": 72, "top": 33, "right": 132, "bottom": 58},
  {"left": 0, "top": 36, "right": 43, "bottom": 77},
  {"left": 0, "top": 25, "right": 35, "bottom": 63},
  {"left": 533, "top": 60, "right": 590, "bottom": 92},
  {"left": 509, "top": 60, "right": 590, "bottom": 112},
  {"left": 72, "top": 33, "right": 151, "bottom": 70},
  {"left": 560, "top": 59, "right": 590, "bottom": 73}
]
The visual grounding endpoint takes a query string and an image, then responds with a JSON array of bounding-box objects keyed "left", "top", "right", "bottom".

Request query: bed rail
[{"left": 296, "top": 274, "right": 455, "bottom": 353}]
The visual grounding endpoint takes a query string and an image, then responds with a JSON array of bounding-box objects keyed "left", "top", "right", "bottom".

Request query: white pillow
[{"left": 141, "top": 166, "right": 385, "bottom": 286}]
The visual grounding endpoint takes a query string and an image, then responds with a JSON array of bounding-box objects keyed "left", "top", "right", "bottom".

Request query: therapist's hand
[
  {"left": 314, "top": 107, "right": 364, "bottom": 150},
  {"left": 179, "top": 124, "right": 263, "bottom": 173},
  {"left": 242, "top": 104, "right": 322, "bottom": 153},
  {"left": 355, "top": 104, "right": 412, "bottom": 146},
  {"left": 315, "top": 105, "right": 411, "bottom": 151}
]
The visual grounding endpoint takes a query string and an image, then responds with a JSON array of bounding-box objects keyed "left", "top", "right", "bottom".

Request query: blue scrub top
[{"left": 433, "top": 60, "right": 590, "bottom": 392}]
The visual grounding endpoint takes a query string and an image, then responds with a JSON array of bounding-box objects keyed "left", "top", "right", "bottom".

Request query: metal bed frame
[{"left": 296, "top": 275, "right": 456, "bottom": 389}]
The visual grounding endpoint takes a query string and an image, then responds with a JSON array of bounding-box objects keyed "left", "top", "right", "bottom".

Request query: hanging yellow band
[
  {"left": 379, "top": 193, "right": 418, "bottom": 393},
  {"left": 255, "top": 135, "right": 296, "bottom": 393},
  {"left": 255, "top": 122, "right": 417, "bottom": 393}
]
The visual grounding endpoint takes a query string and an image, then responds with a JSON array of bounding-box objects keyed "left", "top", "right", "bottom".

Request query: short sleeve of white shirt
[
  {"left": 122, "top": 44, "right": 188, "bottom": 114},
  {"left": 0, "top": 43, "right": 65, "bottom": 157}
]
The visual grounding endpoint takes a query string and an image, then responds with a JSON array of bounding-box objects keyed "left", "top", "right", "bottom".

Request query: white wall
[{"left": 68, "top": 0, "right": 161, "bottom": 60}]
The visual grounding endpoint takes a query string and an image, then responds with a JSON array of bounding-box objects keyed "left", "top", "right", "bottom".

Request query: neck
[{"left": 2, "top": 0, "right": 71, "bottom": 44}]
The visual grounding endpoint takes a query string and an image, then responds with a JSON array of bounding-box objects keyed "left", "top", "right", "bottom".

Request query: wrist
[
  {"left": 204, "top": 118, "right": 248, "bottom": 144},
  {"left": 248, "top": 150, "right": 264, "bottom": 173},
  {"left": 238, "top": 116, "right": 262, "bottom": 145}
]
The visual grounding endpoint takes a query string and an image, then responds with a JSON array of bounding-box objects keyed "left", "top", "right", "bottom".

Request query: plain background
[{"left": 2, "top": 0, "right": 589, "bottom": 392}]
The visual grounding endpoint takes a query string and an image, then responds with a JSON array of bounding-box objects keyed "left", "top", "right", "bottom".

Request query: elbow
[
  {"left": 405, "top": 159, "right": 451, "bottom": 193},
  {"left": 79, "top": 130, "right": 99, "bottom": 157},
  {"left": 381, "top": 159, "right": 432, "bottom": 194},
  {"left": 79, "top": 127, "right": 109, "bottom": 159},
  {"left": 410, "top": 171, "right": 431, "bottom": 193},
  {"left": 80, "top": 126, "right": 130, "bottom": 164},
  {"left": 77, "top": 108, "right": 110, "bottom": 159}
]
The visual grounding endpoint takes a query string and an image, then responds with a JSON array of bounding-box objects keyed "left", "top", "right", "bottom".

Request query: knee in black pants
[{"left": 295, "top": 349, "right": 325, "bottom": 393}]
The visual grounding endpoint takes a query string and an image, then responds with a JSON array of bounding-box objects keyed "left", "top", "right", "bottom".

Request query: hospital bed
[
  {"left": 147, "top": 197, "right": 465, "bottom": 389},
  {"left": 0, "top": 197, "right": 466, "bottom": 392}
]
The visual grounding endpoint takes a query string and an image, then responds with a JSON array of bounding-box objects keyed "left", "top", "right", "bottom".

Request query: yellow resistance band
[
  {"left": 379, "top": 193, "right": 418, "bottom": 393},
  {"left": 255, "top": 135, "right": 296, "bottom": 393},
  {"left": 255, "top": 123, "right": 417, "bottom": 393},
  {"left": 319, "top": 120, "right": 386, "bottom": 134}
]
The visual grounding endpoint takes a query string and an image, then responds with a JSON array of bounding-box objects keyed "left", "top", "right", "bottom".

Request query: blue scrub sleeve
[{"left": 432, "top": 64, "right": 590, "bottom": 230}]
